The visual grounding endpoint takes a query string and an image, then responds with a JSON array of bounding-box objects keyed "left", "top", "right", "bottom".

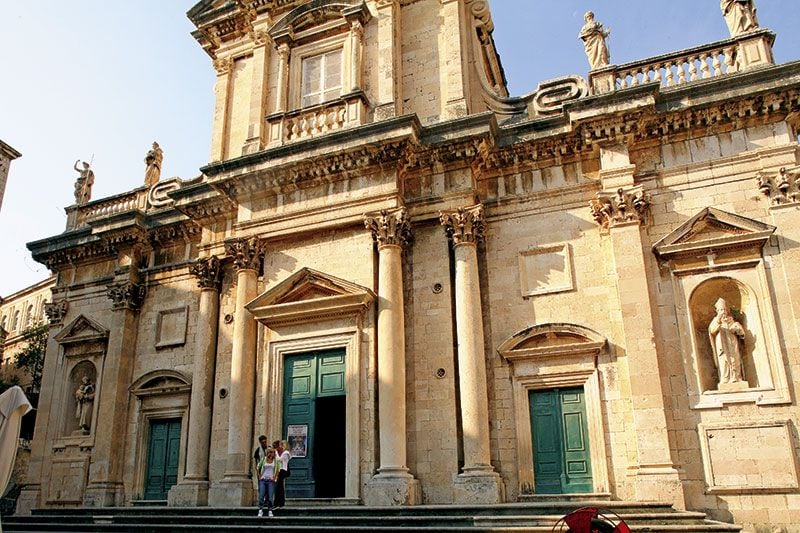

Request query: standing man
[
  {"left": 273, "top": 439, "right": 291, "bottom": 508},
  {"left": 253, "top": 435, "right": 269, "bottom": 476}
]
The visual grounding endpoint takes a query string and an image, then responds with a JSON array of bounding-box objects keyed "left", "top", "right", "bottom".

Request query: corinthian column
[
  {"left": 169, "top": 256, "right": 222, "bottom": 506},
  {"left": 363, "top": 207, "right": 420, "bottom": 506},
  {"left": 209, "top": 238, "right": 264, "bottom": 507},
  {"left": 440, "top": 205, "right": 505, "bottom": 504}
]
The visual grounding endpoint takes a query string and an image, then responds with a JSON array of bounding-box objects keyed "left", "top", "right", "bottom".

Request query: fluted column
[
  {"left": 209, "top": 239, "right": 264, "bottom": 507},
  {"left": 169, "top": 256, "right": 222, "bottom": 506},
  {"left": 440, "top": 205, "right": 505, "bottom": 504},
  {"left": 363, "top": 208, "right": 420, "bottom": 506}
]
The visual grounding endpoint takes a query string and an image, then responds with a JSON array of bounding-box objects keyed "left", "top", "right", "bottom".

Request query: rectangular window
[{"left": 301, "top": 49, "right": 342, "bottom": 108}]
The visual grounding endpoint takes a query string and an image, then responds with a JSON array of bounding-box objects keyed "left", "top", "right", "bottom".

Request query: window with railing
[{"left": 300, "top": 49, "right": 343, "bottom": 108}]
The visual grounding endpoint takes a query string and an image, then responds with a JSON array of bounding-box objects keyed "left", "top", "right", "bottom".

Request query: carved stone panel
[
  {"left": 46, "top": 456, "right": 89, "bottom": 504},
  {"left": 518, "top": 244, "right": 574, "bottom": 297},
  {"left": 155, "top": 306, "right": 189, "bottom": 349}
]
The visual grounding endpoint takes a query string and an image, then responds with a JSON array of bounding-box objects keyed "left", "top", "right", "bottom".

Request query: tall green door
[
  {"left": 283, "top": 349, "right": 346, "bottom": 498},
  {"left": 530, "top": 387, "right": 593, "bottom": 494},
  {"left": 144, "top": 418, "right": 181, "bottom": 500}
]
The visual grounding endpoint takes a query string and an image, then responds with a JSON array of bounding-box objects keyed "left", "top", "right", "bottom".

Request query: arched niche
[
  {"left": 498, "top": 323, "right": 610, "bottom": 496},
  {"left": 654, "top": 207, "right": 789, "bottom": 409},
  {"left": 64, "top": 360, "right": 97, "bottom": 437}
]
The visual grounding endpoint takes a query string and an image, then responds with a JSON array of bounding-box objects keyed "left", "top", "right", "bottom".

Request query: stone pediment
[
  {"left": 131, "top": 369, "right": 191, "bottom": 397},
  {"left": 269, "top": 1, "right": 371, "bottom": 44},
  {"left": 653, "top": 207, "right": 775, "bottom": 261},
  {"left": 54, "top": 315, "right": 109, "bottom": 345},
  {"left": 246, "top": 267, "right": 374, "bottom": 326},
  {"left": 497, "top": 324, "right": 606, "bottom": 362}
]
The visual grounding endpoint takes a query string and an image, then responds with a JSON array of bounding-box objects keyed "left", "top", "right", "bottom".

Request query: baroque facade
[{"left": 17, "top": 1, "right": 800, "bottom": 530}]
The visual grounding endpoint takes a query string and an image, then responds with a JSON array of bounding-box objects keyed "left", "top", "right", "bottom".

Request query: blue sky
[{"left": 1, "top": 1, "right": 798, "bottom": 296}]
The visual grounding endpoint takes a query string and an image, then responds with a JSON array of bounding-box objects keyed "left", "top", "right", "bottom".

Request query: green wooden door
[
  {"left": 530, "top": 388, "right": 593, "bottom": 494},
  {"left": 283, "top": 349, "right": 346, "bottom": 498},
  {"left": 144, "top": 418, "right": 181, "bottom": 500}
]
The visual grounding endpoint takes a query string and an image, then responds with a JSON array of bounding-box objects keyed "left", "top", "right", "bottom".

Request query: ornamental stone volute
[
  {"left": 440, "top": 204, "right": 486, "bottom": 245},
  {"left": 364, "top": 208, "right": 412, "bottom": 249},
  {"left": 589, "top": 187, "right": 650, "bottom": 229},
  {"left": 44, "top": 300, "right": 69, "bottom": 326},
  {"left": 190, "top": 255, "right": 223, "bottom": 290},
  {"left": 224, "top": 237, "right": 266, "bottom": 272},
  {"left": 106, "top": 282, "right": 146, "bottom": 311}
]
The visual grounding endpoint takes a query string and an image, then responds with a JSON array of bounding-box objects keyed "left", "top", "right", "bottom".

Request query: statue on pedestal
[
  {"left": 708, "top": 298, "right": 746, "bottom": 387},
  {"left": 579, "top": 11, "right": 611, "bottom": 70},
  {"left": 144, "top": 141, "right": 163, "bottom": 188},
  {"left": 74, "top": 376, "right": 95, "bottom": 433},
  {"left": 720, "top": 0, "right": 759, "bottom": 37},
  {"left": 72, "top": 160, "right": 95, "bottom": 205}
]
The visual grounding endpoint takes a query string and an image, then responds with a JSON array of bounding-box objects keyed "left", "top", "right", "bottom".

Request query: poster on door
[{"left": 287, "top": 424, "right": 308, "bottom": 458}]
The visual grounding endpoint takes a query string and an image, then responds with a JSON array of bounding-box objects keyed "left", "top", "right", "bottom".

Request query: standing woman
[
  {"left": 257, "top": 447, "right": 281, "bottom": 517},
  {"left": 273, "top": 440, "right": 291, "bottom": 508}
]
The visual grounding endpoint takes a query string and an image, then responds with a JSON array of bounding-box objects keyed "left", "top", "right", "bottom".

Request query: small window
[
  {"left": 11, "top": 310, "right": 20, "bottom": 331},
  {"left": 301, "top": 49, "right": 342, "bottom": 108},
  {"left": 1, "top": 315, "right": 7, "bottom": 330},
  {"left": 25, "top": 305, "right": 34, "bottom": 327}
]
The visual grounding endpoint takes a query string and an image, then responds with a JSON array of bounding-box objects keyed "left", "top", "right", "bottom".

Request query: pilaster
[
  {"left": 440, "top": 205, "right": 505, "bottom": 504},
  {"left": 363, "top": 208, "right": 420, "bottom": 506},
  {"left": 210, "top": 56, "right": 234, "bottom": 162},
  {"left": 374, "top": 0, "right": 402, "bottom": 119},
  {"left": 208, "top": 239, "right": 264, "bottom": 507},
  {"left": 439, "top": 0, "right": 469, "bottom": 119},
  {"left": 242, "top": 29, "right": 272, "bottom": 155},
  {"left": 275, "top": 44, "right": 290, "bottom": 114},
  {"left": 169, "top": 256, "right": 222, "bottom": 506}
]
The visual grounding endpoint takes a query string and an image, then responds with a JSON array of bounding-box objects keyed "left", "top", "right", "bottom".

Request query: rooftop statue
[
  {"left": 144, "top": 141, "right": 163, "bottom": 188},
  {"left": 72, "top": 159, "right": 94, "bottom": 205},
  {"left": 720, "top": 0, "right": 759, "bottom": 37},
  {"left": 579, "top": 11, "right": 611, "bottom": 70}
]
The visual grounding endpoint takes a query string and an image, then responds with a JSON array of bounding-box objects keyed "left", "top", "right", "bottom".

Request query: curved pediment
[
  {"left": 54, "top": 314, "right": 109, "bottom": 345},
  {"left": 269, "top": 0, "right": 370, "bottom": 44},
  {"left": 131, "top": 369, "right": 191, "bottom": 397},
  {"left": 247, "top": 267, "right": 374, "bottom": 326},
  {"left": 498, "top": 323, "right": 606, "bottom": 362}
]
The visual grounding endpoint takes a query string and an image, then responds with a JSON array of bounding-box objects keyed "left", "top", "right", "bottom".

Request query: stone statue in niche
[
  {"left": 720, "top": 0, "right": 759, "bottom": 37},
  {"left": 74, "top": 376, "right": 96, "bottom": 433},
  {"left": 72, "top": 160, "right": 95, "bottom": 205},
  {"left": 579, "top": 11, "right": 610, "bottom": 70},
  {"left": 708, "top": 298, "right": 747, "bottom": 389},
  {"left": 144, "top": 141, "right": 163, "bottom": 188}
]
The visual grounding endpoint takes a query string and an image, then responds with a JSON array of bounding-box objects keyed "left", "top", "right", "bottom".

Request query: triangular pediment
[
  {"left": 54, "top": 314, "right": 109, "bottom": 345},
  {"left": 653, "top": 207, "right": 775, "bottom": 259},
  {"left": 498, "top": 324, "right": 606, "bottom": 362},
  {"left": 247, "top": 268, "right": 374, "bottom": 326}
]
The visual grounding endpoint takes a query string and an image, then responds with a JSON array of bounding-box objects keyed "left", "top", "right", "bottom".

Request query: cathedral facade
[{"left": 17, "top": 1, "right": 800, "bottom": 530}]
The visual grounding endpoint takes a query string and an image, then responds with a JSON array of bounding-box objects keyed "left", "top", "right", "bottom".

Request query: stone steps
[{"left": 2, "top": 502, "right": 742, "bottom": 532}]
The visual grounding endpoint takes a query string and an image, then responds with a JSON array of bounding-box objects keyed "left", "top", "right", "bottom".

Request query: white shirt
[{"left": 278, "top": 449, "right": 291, "bottom": 471}]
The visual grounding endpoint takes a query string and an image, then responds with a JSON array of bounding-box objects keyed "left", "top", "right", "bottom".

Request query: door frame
[
  {"left": 143, "top": 417, "right": 182, "bottom": 500},
  {"left": 498, "top": 324, "right": 610, "bottom": 495}
]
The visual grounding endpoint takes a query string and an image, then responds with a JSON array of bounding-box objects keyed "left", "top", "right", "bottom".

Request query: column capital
[
  {"left": 106, "top": 282, "right": 146, "bottom": 311},
  {"left": 757, "top": 166, "right": 800, "bottom": 206},
  {"left": 44, "top": 299, "right": 69, "bottom": 326},
  {"left": 589, "top": 186, "right": 650, "bottom": 229},
  {"left": 212, "top": 56, "right": 234, "bottom": 76},
  {"left": 364, "top": 207, "right": 411, "bottom": 249},
  {"left": 224, "top": 237, "right": 265, "bottom": 273},
  {"left": 190, "top": 255, "right": 223, "bottom": 291},
  {"left": 440, "top": 204, "right": 486, "bottom": 245}
]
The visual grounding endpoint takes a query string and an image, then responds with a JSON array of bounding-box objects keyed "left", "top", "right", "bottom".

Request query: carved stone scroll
[
  {"left": 106, "top": 282, "right": 146, "bottom": 311},
  {"left": 224, "top": 237, "right": 265, "bottom": 272},
  {"left": 589, "top": 187, "right": 650, "bottom": 229},
  {"left": 364, "top": 207, "right": 412, "bottom": 248},
  {"left": 190, "top": 255, "right": 223, "bottom": 290},
  {"left": 439, "top": 204, "right": 486, "bottom": 245},
  {"left": 756, "top": 167, "right": 800, "bottom": 206},
  {"left": 44, "top": 300, "right": 69, "bottom": 326}
]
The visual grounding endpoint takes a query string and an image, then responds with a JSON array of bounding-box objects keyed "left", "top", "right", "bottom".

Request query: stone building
[
  {"left": 16, "top": 1, "right": 800, "bottom": 530},
  {"left": 0, "top": 139, "right": 22, "bottom": 213}
]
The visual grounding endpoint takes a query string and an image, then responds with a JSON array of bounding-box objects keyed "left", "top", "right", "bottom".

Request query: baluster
[
  {"left": 724, "top": 47, "right": 738, "bottom": 74},
  {"left": 653, "top": 64, "right": 662, "bottom": 84},
  {"left": 665, "top": 62, "right": 675, "bottom": 86},
  {"left": 677, "top": 61, "right": 687, "bottom": 84},
  {"left": 712, "top": 52, "right": 723, "bottom": 77},
  {"left": 630, "top": 68, "right": 639, "bottom": 87},
  {"left": 700, "top": 53, "right": 711, "bottom": 79},
  {"left": 688, "top": 56, "right": 698, "bottom": 81},
  {"left": 618, "top": 73, "right": 627, "bottom": 90}
]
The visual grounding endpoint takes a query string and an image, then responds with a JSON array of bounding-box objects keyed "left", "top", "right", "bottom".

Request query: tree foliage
[{"left": 13, "top": 322, "right": 49, "bottom": 393}]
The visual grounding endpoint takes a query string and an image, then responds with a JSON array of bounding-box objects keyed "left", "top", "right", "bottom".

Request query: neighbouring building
[
  {"left": 16, "top": 1, "right": 800, "bottom": 530},
  {"left": 0, "top": 140, "right": 22, "bottom": 213}
]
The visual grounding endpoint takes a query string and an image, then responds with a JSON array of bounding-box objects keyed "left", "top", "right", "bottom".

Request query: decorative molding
[
  {"left": 155, "top": 306, "right": 189, "bottom": 349},
  {"left": 189, "top": 256, "right": 223, "bottom": 291},
  {"left": 440, "top": 204, "right": 486, "bottom": 245},
  {"left": 364, "top": 207, "right": 411, "bottom": 248},
  {"left": 54, "top": 315, "right": 109, "bottom": 346},
  {"left": 756, "top": 166, "right": 800, "bottom": 206},
  {"left": 44, "top": 300, "right": 69, "bottom": 326},
  {"left": 518, "top": 244, "right": 574, "bottom": 297},
  {"left": 250, "top": 30, "right": 270, "bottom": 47},
  {"left": 589, "top": 186, "right": 650, "bottom": 229},
  {"left": 106, "top": 282, "right": 146, "bottom": 311},
  {"left": 224, "top": 237, "right": 266, "bottom": 272},
  {"left": 212, "top": 56, "right": 235, "bottom": 75}
]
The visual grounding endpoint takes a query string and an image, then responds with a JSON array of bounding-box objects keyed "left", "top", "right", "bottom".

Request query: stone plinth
[{"left": 363, "top": 473, "right": 421, "bottom": 506}]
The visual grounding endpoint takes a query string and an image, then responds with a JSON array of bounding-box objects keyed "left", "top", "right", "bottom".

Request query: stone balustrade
[
  {"left": 67, "top": 188, "right": 147, "bottom": 229},
  {"left": 590, "top": 29, "right": 775, "bottom": 95},
  {"left": 266, "top": 92, "right": 367, "bottom": 148}
]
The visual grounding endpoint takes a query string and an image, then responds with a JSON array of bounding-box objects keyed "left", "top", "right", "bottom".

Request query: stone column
[
  {"left": 589, "top": 144, "right": 684, "bottom": 508},
  {"left": 374, "top": 0, "right": 402, "bottom": 119},
  {"left": 169, "top": 256, "right": 222, "bottom": 506},
  {"left": 242, "top": 30, "right": 272, "bottom": 155},
  {"left": 440, "top": 205, "right": 505, "bottom": 504},
  {"left": 210, "top": 56, "right": 234, "bottom": 162},
  {"left": 348, "top": 20, "right": 364, "bottom": 93},
  {"left": 83, "top": 279, "right": 146, "bottom": 506},
  {"left": 209, "top": 238, "right": 264, "bottom": 507},
  {"left": 275, "top": 44, "right": 290, "bottom": 114},
  {"left": 363, "top": 208, "right": 420, "bottom": 506}
]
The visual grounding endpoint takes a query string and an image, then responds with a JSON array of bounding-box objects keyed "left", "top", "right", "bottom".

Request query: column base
[
  {"left": 15, "top": 485, "right": 41, "bottom": 515},
  {"left": 628, "top": 465, "right": 685, "bottom": 510},
  {"left": 453, "top": 467, "right": 506, "bottom": 504},
  {"left": 208, "top": 477, "right": 255, "bottom": 507},
  {"left": 83, "top": 482, "right": 125, "bottom": 507},
  {"left": 168, "top": 480, "right": 209, "bottom": 506},
  {"left": 363, "top": 471, "right": 421, "bottom": 506}
]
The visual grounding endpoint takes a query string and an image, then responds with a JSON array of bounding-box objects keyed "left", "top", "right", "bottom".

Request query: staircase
[{"left": 2, "top": 500, "right": 741, "bottom": 532}]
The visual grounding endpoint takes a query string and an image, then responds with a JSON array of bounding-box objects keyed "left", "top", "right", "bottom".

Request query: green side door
[
  {"left": 144, "top": 418, "right": 181, "bottom": 500},
  {"left": 283, "top": 349, "right": 346, "bottom": 498},
  {"left": 530, "top": 387, "right": 593, "bottom": 494}
]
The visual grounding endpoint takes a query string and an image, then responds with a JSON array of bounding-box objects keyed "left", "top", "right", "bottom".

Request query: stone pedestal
[
  {"left": 737, "top": 29, "right": 775, "bottom": 71},
  {"left": 363, "top": 474, "right": 421, "bottom": 507},
  {"left": 208, "top": 479, "right": 255, "bottom": 507},
  {"left": 169, "top": 480, "right": 209, "bottom": 507},
  {"left": 453, "top": 471, "right": 506, "bottom": 505}
]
